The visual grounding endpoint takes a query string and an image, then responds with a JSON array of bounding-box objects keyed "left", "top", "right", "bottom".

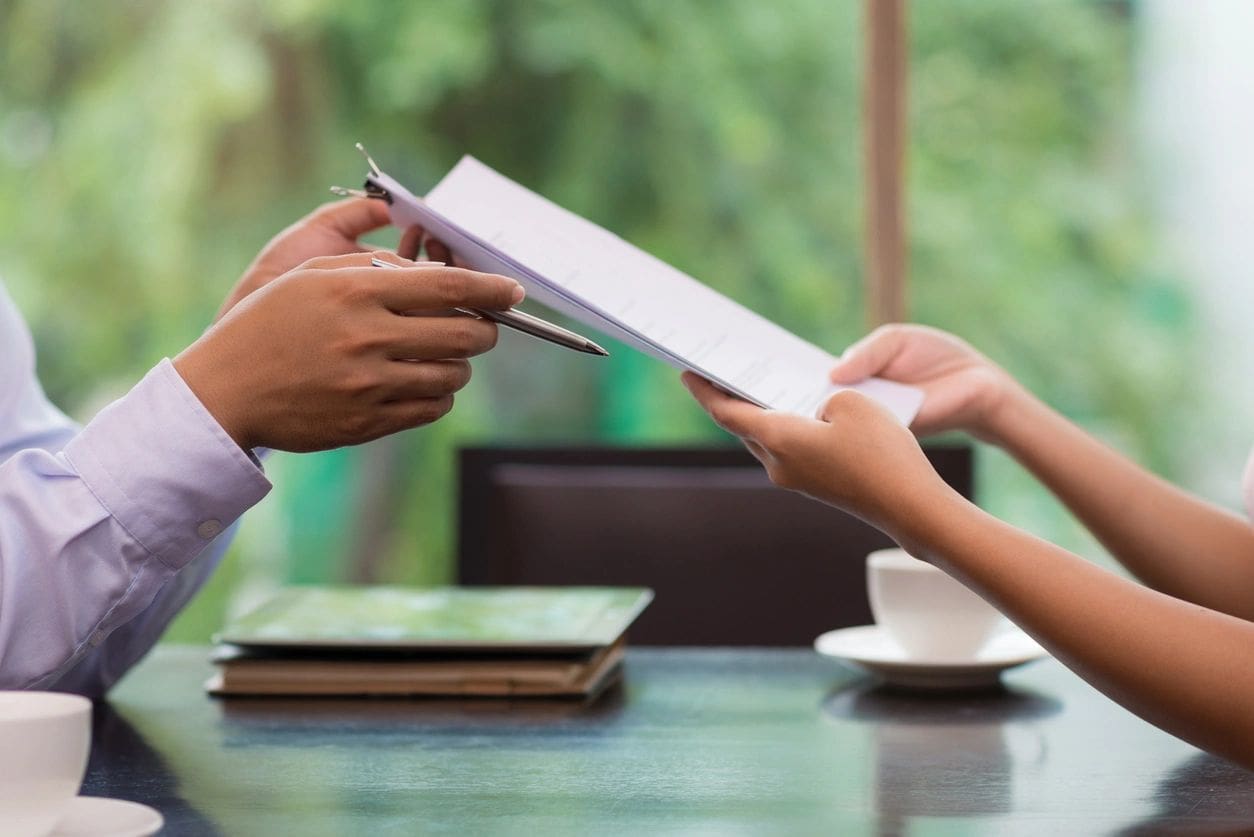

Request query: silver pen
[{"left": 369, "top": 257, "right": 609, "bottom": 356}]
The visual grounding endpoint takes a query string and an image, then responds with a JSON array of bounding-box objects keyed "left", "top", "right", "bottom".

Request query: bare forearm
[
  {"left": 895, "top": 490, "right": 1254, "bottom": 769},
  {"left": 987, "top": 386, "right": 1254, "bottom": 619}
]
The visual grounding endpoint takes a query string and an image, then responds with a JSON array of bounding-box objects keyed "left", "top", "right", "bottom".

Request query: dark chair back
[{"left": 458, "top": 445, "right": 973, "bottom": 646}]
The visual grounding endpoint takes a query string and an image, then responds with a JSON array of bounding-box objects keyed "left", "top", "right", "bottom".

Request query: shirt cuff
[{"left": 62, "top": 358, "right": 272, "bottom": 570}]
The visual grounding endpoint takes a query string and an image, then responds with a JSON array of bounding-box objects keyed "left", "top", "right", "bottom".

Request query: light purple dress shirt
[{"left": 0, "top": 282, "right": 271, "bottom": 697}]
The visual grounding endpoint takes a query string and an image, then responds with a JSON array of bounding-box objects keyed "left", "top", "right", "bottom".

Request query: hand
[
  {"left": 176, "top": 253, "right": 525, "bottom": 452},
  {"left": 830, "top": 324, "right": 1021, "bottom": 443},
  {"left": 216, "top": 199, "right": 393, "bottom": 321},
  {"left": 682, "top": 373, "right": 950, "bottom": 535}
]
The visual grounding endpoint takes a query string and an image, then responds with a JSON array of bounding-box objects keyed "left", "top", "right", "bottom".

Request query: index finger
[
  {"left": 302, "top": 252, "right": 442, "bottom": 271},
  {"left": 366, "top": 266, "right": 524, "bottom": 312},
  {"left": 680, "top": 372, "right": 771, "bottom": 440}
]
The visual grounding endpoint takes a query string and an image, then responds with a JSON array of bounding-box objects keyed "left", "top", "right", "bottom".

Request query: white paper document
[{"left": 373, "top": 157, "right": 923, "bottom": 424}]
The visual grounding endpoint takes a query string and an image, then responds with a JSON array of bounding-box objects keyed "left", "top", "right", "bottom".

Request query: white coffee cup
[
  {"left": 0, "top": 691, "right": 92, "bottom": 837},
  {"left": 867, "top": 548, "right": 1003, "bottom": 661}
]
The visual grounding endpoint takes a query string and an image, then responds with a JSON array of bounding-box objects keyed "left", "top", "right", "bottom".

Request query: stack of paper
[
  {"left": 368, "top": 157, "right": 923, "bottom": 424},
  {"left": 206, "top": 586, "right": 652, "bottom": 699}
]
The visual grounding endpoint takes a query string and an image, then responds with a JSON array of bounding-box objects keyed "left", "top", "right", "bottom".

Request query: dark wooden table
[{"left": 84, "top": 646, "right": 1254, "bottom": 835}]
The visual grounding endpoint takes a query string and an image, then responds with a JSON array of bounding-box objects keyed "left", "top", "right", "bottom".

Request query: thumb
[
  {"left": 818, "top": 388, "right": 881, "bottom": 423},
  {"left": 316, "top": 198, "right": 393, "bottom": 238},
  {"left": 830, "top": 326, "right": 906, "bottom": 384}
]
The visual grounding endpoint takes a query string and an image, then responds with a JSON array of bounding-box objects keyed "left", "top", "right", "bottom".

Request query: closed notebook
[
  {"left": 206, "top": 639, "right": 626, "bottom": 698},
  {"left": 207, "top": 586, "right": 650, "bottom": 698}
]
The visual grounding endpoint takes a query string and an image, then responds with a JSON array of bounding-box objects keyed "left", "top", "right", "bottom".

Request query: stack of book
[{"left": 206, "top": 586, "right": 652, "bottom": 700}]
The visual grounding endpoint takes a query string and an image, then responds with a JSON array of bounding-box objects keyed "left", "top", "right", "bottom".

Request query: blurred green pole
[
  {"left": 280, "top": 448, "right": 358, "bottom": 584},
  {"left": 599, "top": 348, "right": 652, "bottom": 440}
]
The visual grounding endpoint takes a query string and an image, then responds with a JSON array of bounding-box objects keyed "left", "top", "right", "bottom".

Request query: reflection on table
[{"left": 83, "top": 646, "right": 1254, "bottom": 835}]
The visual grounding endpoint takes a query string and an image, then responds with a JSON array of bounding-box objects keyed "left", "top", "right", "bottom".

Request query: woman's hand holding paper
[
  {"left": 680, "top": 372, "right": 952, "bottom": 540},
  {"left": 829, "top": 324, "right": 1023, "bottom": 443}
]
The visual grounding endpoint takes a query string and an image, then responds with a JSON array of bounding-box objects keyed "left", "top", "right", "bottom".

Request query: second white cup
[
  {"left": 0, "top": 691, "right": 92, "bottom": 837},
  {"left": 867, "top": 548, "right": 1003, "bottom": 661}
]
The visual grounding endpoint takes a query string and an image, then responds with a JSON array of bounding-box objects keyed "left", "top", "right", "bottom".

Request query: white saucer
[
  {"left": 814, "top": 624, "right": 1049, "bottom": 690},
  {"left": 52, "top": 796, "right": 163, "bottom": 836}
]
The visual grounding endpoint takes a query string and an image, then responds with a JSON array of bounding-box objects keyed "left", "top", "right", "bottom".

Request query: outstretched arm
[
  {"left": 912, "top": 492, "right": 1254, "bottom": 771},
  {"left": 683, "top": 372, "right": 1254, "bottom": 769},
  {"left": 831, "top": 325, "right": 1254, "bottom": 620},
  {"left": 0, "top": 199, "right": 522, "bottom": 695},
  {"left": 985, "top": 387, "right": 1254, "bottom": 620}
]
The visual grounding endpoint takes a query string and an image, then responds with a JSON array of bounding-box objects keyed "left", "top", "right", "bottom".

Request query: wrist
[
  {"left": 172, "top": 344, "right": 257, "bottom": 452},
  {"left": 980, "top": 381, "right": 1057, "bottom": 462},
  {"left": 972, "top": 375, "right": 1032, "bottom": 447},
  {"left": 885, "top": 480, "right": 976, "bottom": 560},
  {"left": 863, "top": 464, "right": 959, "bottom": 546}
]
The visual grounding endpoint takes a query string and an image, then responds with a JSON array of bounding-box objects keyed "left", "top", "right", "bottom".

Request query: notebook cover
[{"left": 214, "top": 586, "right": 653, "bottom": 652}]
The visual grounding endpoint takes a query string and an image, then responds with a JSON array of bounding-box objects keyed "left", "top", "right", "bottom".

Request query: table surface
[{"left": 84, "top": 646, "right": 1254, "bottom": 836}]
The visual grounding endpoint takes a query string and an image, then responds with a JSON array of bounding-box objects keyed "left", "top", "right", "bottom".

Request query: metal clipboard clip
[
  {"left": 329, "top": 142, "right": 392, "bottom": 203},
  {"left": 327, "top": 143, "right": 610, "bottom": 357}
]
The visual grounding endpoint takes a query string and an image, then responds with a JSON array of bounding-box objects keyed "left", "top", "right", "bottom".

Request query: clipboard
[{"left": 334, "top": 145, "right": 923, "bottom": 423}]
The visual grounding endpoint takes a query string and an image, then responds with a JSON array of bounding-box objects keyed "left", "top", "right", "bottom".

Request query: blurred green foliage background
[{"left": 0, "top": 0, "right": 1192, "bottom": 641}]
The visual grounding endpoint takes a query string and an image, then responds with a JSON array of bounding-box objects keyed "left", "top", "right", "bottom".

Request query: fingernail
[{"left": 510, "top": 284, "right": 525, "bottom": 305}]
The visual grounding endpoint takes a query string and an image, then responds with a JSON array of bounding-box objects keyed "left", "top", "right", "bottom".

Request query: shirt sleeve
[{"left": 0, "top": 359, "right": 271, "bottom": 693}]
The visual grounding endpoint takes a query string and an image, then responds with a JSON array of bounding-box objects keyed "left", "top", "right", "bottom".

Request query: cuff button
[{"left": 196, "top": 519, "right": 224, "bottom": 540}]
